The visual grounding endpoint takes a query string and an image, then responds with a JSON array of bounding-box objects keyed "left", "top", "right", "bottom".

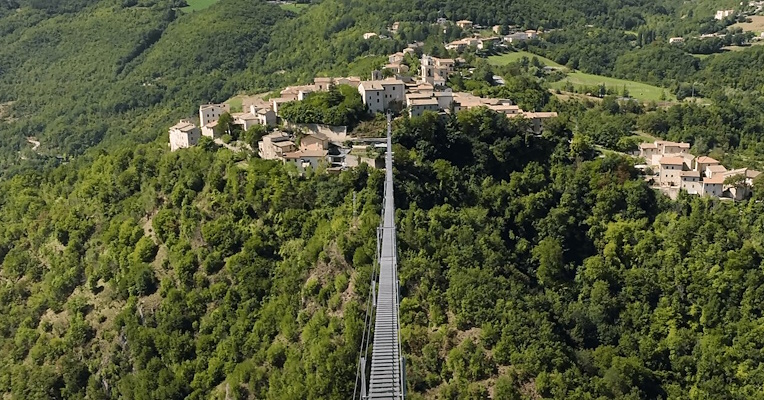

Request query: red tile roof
[{"left": 659, "top": 157, "right": 684, "bottom": 165}]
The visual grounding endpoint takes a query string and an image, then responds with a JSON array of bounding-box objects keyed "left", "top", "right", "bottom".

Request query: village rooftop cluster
[
  {"left": 639, "top": 140, "right": 760, "bottom": 200},
  {"left": 169, "top": 47, "right": 558, "bottom": 173}
]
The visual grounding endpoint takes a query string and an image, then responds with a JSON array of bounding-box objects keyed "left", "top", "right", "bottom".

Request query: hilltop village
[
  {"left": 168, "top": 48, "right": 557, "bottom": 173},
  {"left": 167, "top": 18, "right": 763, "bottom": 200},
  {"left": 639, "top": 140, "right": 760, "bottom": 200}
]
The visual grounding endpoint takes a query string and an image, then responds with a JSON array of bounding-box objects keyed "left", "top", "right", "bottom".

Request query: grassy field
[
  {"left": 722, "top": 41, "right": 764, "bottom": 51},
  {"left": 279, "top": 3, "right": 310, "bottom": 13},
  {"left": 550, "top": 71, "right": 674, "bottom": 102},
  {"left": 732, "top": 15, "right": 764, "bottom": 34},
  {"left": 181, "top": 0, "right": 219, "bottom": 12},
  {"left": 487, "top": 51, "right": 563, "bottom": 68},
  {"left": 225, "top": 96, "right": 244, "bottom": 113}
]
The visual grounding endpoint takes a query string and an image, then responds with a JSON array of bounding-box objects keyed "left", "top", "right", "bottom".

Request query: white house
[
  {"left": 169, "top": 120, "right": 201, "bottom": 151},
  {"left": 363, "top": 32, "right": 378, "bottom": 40},
  {"left": 680, "top": 170, "right": 702, "bottom": 194},
  {"left": 358, "top": 78, "right": 405, "bottom": 113},
  {"left": 199, "top": 103, "right": 230, "bottom": 128},
  {"left": 313, "top": 76, "right": 362, "bottom": 91},
  {"left": 201, "top": 121, "right": 218, "bottom": 139},
  {"left": 408, "top": 97, "right": 440, "bottom": 117},
  {"left": 715, "top": 9, "right": 735, "bottom": 20},
  {"left": 669, "top": 37, "right": 685, "bottom": 44},
  {"left": 702, "top": 174, "right": 725, "bottom": 197},
  {"left": 705, "top": 164, "right": 728, "bottom": 178},
  {"left": 505, "top": 32, "right": 529, "bottom": 43},
  {"left": 433, "top": 91, "right": 454, "bottom": 109},
  {"left": 358, "top": 81, "right": 385, "bottom": 113},
  {"left": 446, "top": 38, "right": 479, "bottom": 51},
  {"left": 384, "top": 63, "right": 410, "bottom": 75}
]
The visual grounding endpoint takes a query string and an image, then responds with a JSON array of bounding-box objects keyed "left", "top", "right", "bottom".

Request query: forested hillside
[
  {"left": 3, "top": 0, "right": 764, "bottom": 398},
  {"left": 3, "top": 104, "right": 764, "bottom": 399}
]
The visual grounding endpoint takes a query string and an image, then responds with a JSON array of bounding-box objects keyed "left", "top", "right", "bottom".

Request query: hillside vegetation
[
  {"left": 3, "top": 103, "right": 764, "bottom": 399},
  {"left": 4, "top": 0, "right": 764, "bottom": 399}
]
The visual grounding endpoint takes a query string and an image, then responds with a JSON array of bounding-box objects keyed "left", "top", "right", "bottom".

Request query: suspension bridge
[{"left": 354, "top": 113, "right": 405, "bottom": 399}]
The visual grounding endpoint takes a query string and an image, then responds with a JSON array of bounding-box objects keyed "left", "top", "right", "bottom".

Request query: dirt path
[{"left": 26, "top": 137, "right": 40, "bottom": 152}]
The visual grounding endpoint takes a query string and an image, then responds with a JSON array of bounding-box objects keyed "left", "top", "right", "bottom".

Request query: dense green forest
[
  {"left": 3, "top": 0, "right": 764, "bottom": 398},
  {"left": 4, "top": 103, "right": 764, "bottom": 399}
]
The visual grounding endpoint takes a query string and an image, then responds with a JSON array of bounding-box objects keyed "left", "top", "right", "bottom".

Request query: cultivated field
[
  {"left": 487, "top": 51, "right": 564, "bottom": 68},
  {"left": 549, "top": 71, "right": 674, "bottom": 102}
]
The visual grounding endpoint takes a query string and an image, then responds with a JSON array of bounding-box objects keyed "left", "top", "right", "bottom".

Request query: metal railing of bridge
[{"left": 353, "top": 113, "right": 405, "bottom": 400}]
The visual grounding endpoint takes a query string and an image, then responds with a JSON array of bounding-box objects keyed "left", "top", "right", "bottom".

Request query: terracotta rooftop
[
  {"left": 680, "top": 170, "right": 701, "bottom": 177},
  {"left": 409, "top": 98, "right": 440, "bottom": 106},
  {"left": 659, "top": 156, "right": 685, "bottom": 165},
  {"left": 170, "top": 121, "right": 197, "bottom": 132},
  {"left": 360, "top": 81, "right": 384, "bottom": 90},
  {"left": 704, "top": 175, "right": 726, "bottom": 184},
  {"left": 200, "top": 103, "right": 228, "bottom": 112},
  {"left": 233, "top": 112, "right": 257, "bottom": 120},
  {"left": 284, "top": 149, "right": 328, "bottom": 159},
  {"left": 663, "top": 141, "right": 690, "bottom": 148},
  {"left": 273, "top": 141, "right": 296, "bottom": 148},
  {"left": 379, "top": 78, "right": 405, "bottom": 86},
  {"left": 639, "top": 143, "right": 658, "bottom": 149},
  {"left": 707, "top": 165, "right": 728, "bottom": 173},
  {"left": 522, "top": 112, "right": 558, "bottom": 118},
  {"left": 696, "top": 156, "right": 719, "bottom": 164},
  {"left": 406, "top": 92, "right": 435, "bottom": 100}
]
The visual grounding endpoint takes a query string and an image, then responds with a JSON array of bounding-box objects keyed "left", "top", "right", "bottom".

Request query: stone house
[
  {"left": 680, "top": 170, "right": 702, "bottom": 194},
  {"left": 199, "top": 103, "right": 230, "bottom": 128},
  {"left": 695, "top": 156, "right": 720, "bottom": 175},
  {"left": 659, "top": 156, "right": 685, "bottom": 187},
  {"left": 358, "top": 78, "right": 405, "bottom": 113},
  {"left": 300, "top": 132, "right": 329, "bottom": 151},
  {"left": 702, "top": 174, "right": 725, "bottom": 197},
  {"left": 456, "top": 20, "right": 473, "bottom": 29},
  {"left": 259, "top": 132, "right": 296, "bottom": 160},
  {"left": 169, "top": 120, "right": 200, "bottom": 151}
]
